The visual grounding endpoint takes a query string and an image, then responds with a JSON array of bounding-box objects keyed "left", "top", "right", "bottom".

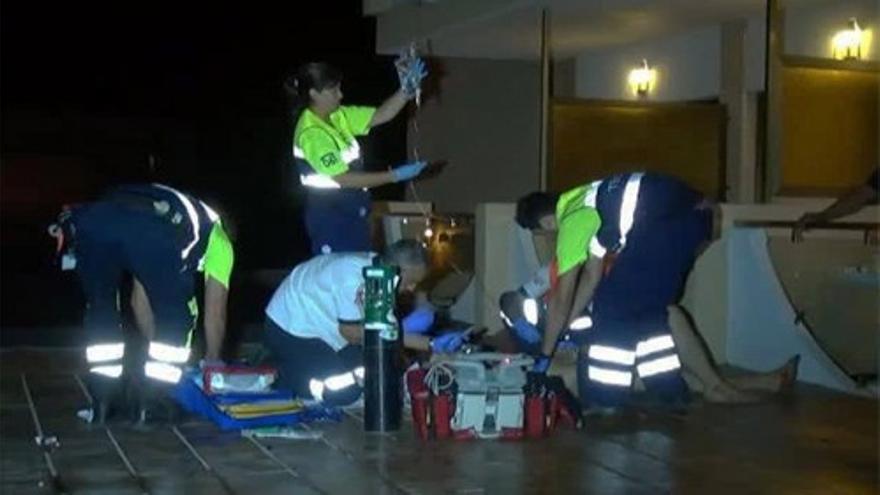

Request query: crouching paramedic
[
  {"left": 50, "top": 183, "right": 234, "bottom": 422},
  {"left": 263, "top": 240, "right": 468, "bottom": 407},
  {"left": 516, "top": 172, "right": 712, "bottom": 407}
]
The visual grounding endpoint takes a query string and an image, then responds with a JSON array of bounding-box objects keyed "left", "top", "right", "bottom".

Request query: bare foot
[
  {"left": 726, "top": 355, "right": 800, "bottom": 393},
  {"left": 703, "top": 382, "right": 762, "bottom": 404}
]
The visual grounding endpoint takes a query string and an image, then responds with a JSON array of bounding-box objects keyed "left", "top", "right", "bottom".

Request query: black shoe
[
  {"left": 79, "top": 374, "right": 125, "bottom": 425},
  {"left": 123, "top": 370, "right": 145, "bottom": 423},
  {"left": 132, "top": 381, "right": 182, "bottom": 428}
]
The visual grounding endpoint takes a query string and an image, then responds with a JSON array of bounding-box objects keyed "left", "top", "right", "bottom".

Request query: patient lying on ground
[{"left": 497, "top": 276, "right": 798, "bottom": 406}]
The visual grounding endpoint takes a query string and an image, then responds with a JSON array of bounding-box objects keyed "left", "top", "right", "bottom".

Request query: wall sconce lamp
[
  {"left": 628, "top": 59, "right": 656, "bottom": 97},
  {"left": 832, "top": 18, "right": 864, "bottom": 60}
]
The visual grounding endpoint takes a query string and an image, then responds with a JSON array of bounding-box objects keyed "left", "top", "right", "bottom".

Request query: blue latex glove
[
  {"left": 402, "top": 306, "right": 435, "bottom": 335},
  {"left": 430, "top": 331, "right": 467, "bottom": 354},
  {"left": 392, "top": 161, "right": 427, "bottom": 182},
  {"left": 557, "top": 338, "right": 578, "bottom": 352},
  {"left": 532, "top": 354, "right": 551, "bottom": 374},
  {"left": 396, "top": 56, "right": 428, "bottom": 98},
  {"left": 511, "top": 318, "right": 541, "bottom": 345}
]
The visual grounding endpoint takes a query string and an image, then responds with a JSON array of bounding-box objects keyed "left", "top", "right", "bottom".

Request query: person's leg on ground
[
  {"left": 633, "top": 313, "right": 690, "bottom": 406},
  {"left": 263, "top": 319, "right": 363, "bottom": 407},
  {"left": 73, "top": 205, "right": 127, "bottom": 422},
  {"left": 667, "top": 305, "right": 760, "bottom": 402},
  {"left": 336, "top": 344, "right": 364, "bottom": 378},
  {"left": 125, "top": 219, "right": 196, "bottom": 423},
  {"left": 724, "top": 357, "right": 800, "bottom": 393},
  {"left": 657, "top": 204, "right": 798, "bottom": 395},
  {"left": 617, "top": 204, "right": 756, "bottom": 403},
  {"left": 578, "top": 319, "right": 637, "bottom": 410},
  {"left": 587, "top": 180, "right": 709, "bottom": 408}
]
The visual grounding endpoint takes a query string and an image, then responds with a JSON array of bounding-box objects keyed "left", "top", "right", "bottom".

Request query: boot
[
  {"left": 80, "top": 373, "right": 125, "bottom": 425},
  {"left": 132, "top": 378, "right": 182, "bottom": 429}
]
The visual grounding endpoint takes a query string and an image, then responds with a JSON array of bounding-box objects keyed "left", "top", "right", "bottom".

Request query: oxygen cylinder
[{"left": 362, "top": 259, "right": 402, "bottom": 432}]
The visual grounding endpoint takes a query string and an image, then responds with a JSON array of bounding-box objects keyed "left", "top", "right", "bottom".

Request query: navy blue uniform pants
[
  {"left": 304, "top": 189, "right": 371, "bottom": 255},
  {"left": 73, "top": 202, "right": 196, "bottom": 370},
  {"left": 581, "top": 179, "right": 712, "bottom": 407},
  {"left": 264, "top": 318, "right": 363, "bottom": 407}
]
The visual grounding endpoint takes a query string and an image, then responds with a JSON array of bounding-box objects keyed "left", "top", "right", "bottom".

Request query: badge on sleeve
[{"left": 320, "top": 153, "right": 338, "bottom": 167}]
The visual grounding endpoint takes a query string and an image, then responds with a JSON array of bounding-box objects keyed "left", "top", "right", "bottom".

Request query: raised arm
[
  {"left": 367, "top": 53, "right": 427, "bottom": 129},
  {"left": 799, "top": 185, "right": 876, "bottom": 224},
  {"left": 368, "top": 90, "right": 409, "bottom": 129},
  {"left": 793, "top": 184, "right": 877, "bottom": 241}
]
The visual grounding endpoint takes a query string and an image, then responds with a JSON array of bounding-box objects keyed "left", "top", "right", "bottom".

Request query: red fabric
[
  {"left": 432, "top": 394, "right": 453, "bottom": 439},
  {"left": 525, "top": 395, "right": 546, "bottom": 439},
  {"left": 406, "top": 368, "right": 431, "bottom": 440}
]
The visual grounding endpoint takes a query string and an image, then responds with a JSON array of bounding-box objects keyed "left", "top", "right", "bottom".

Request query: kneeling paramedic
[
  {"left": 50, "top": 183, "right": 234, "bottom": 423},
  {"left": 263, "top": 240, "right": 468, "bottom": 407},
  {"left": 515, "top": 173, "right": 713, "bottom": 407},
  {"left": 498, "top": 262, "right": 593, "bottom": 356}
]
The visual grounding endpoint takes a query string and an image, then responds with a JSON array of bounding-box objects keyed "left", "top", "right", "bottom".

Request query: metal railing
[{"left": 733, "top": 219, "right": 879, "bottom": 245}]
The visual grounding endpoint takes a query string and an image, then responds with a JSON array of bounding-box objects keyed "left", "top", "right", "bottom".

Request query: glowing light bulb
[
  {"left": 832, "top": 18, "right": 865, "bottom": 60},
  {"left": 627, "top": 59, "right": 656, "bottom": 96}
]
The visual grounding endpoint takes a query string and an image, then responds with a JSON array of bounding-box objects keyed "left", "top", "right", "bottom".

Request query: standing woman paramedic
[{"left": 285, "top": 59, "right": 428, "bottom": 255}]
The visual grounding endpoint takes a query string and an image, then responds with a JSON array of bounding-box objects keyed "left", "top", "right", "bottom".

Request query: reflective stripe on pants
[
  {"left": 308, "top": 366, "right": 364, "bottom": 402},
  {"left": 579, "top": 326, "right": 686, "bottom": 406},
  {"left": 143, "top": 340, "right": 190, "bottom": 384}
]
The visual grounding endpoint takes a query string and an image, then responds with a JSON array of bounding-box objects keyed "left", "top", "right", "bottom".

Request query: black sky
[
  {"left": 1, "top": 1, "right": 409, "bottom": 330},
  {"left": 2, "top": 0, "right": 406, "bottom": 256},
  {"left": 3, "top": 2, "right": 382, "bottom": 115}
]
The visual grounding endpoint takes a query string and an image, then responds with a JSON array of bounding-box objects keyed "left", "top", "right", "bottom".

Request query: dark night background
[{"left": 1, "top": 1, "right": 408, "bottom": 341}]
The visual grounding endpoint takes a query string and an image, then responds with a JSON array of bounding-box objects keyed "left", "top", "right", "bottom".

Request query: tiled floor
[{"left": 1, "top": 349, "right": 877, "bottom": 494}]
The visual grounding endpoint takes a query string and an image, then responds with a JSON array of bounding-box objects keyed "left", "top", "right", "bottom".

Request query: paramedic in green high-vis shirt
[
  {"left": 284, "top": 58, "right": 429, "bottom": 255},
  {"left": 49, "top": 183, "right": 234, "bottom": 424}
]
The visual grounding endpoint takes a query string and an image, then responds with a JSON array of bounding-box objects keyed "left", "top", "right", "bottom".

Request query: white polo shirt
[{"left": 265, "top": 253, "right": 373, "bottom": 351}]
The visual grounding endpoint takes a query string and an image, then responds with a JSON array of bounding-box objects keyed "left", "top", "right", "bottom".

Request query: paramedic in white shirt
[{"left": 263, "top": 240, "right": 468, "bottom": 406}]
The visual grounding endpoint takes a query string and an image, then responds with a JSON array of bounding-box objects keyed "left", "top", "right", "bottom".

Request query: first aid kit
[{"left": 406, "top": 353, "right": 582, "bottom": 441}]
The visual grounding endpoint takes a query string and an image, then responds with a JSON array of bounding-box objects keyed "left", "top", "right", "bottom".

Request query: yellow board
[
  {"left": 219, "top": 399, "right": 304, "bottom": 419},
  {"left": 550, "top": 99, "right": 725, "bottom": 198},
  {"left": 781, "top": 64, "right": 879, "bottom": 195}
]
